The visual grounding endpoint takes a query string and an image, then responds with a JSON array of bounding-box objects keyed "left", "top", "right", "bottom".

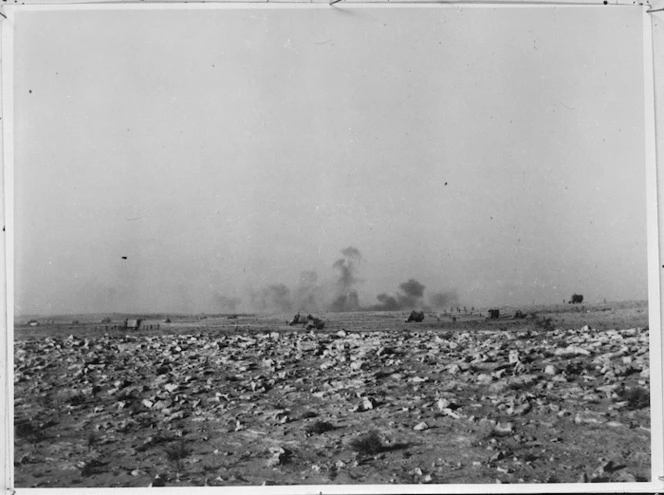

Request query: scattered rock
[
  {"left": 555, "top": 346, "right": 591, "bottom": 357},
  {"left": 574, "top": 410, "right": 607, "bottom": 425},
  {"left": 493, "top": 422, "right": 514, "bottom": 436},
  {"left": 267, "top": 447, "right": 291, "bottom": 467},
  {"left": 13, "top": 318, "right": 650, "bottom": 487}
]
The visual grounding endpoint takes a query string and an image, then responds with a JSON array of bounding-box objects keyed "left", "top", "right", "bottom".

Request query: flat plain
[{"left": 14, "top": 301, "right": 650, "bottom": 487}]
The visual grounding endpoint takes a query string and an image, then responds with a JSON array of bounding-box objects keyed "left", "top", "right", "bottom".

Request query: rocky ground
[{"left": 14, "top": 302, "right": 651, "bottom": 487}]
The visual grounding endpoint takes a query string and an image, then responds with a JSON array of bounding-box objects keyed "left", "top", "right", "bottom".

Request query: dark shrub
[
  {"left": 305, "top": 421, "right": 335, "bottom": 435},
  {"left": 349, "top": 430, "right": 383, "bottom": 455},
  {"left": 619, "top": 387, "right": 650, "bottom": 410}
]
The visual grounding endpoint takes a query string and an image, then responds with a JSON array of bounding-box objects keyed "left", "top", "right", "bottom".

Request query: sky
[{"left": 13, "top": 5, "right": 648, "bottom": 315}]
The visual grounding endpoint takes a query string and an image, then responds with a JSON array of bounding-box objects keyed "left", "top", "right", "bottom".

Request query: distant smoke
[
  {"left": 214, "top": 294, "right": 241, "bottom": 312},
  {"left": 374, "top": 293, "right": 400, "bottom": 311},
  {"left": 247, "top": 246, "right": 364, "bottom": 314},
  {"left": 243, "top": 247, "right": 457, "bottom": 316},
  {"left": 341, "top": 246, "right": 362, "bottom": 259},
  {"left": 332, "top": 247, "right": 362, "bottom": 287},
  {"left": 397, "top": 279, "right": 426, "bottom": 307},
  {"left": 294, "top": 270, "right": 324, "bottom": 313},
  {"left": 329, "top": 290, "right": 360, "bottom": 312},
  {"left": 250, "top": 284, "right": 292, "bottom": 313},
  {"left": 429, "top": 289, "right": 459, "bottom": 309},
  {"left": 329, "top": 246, "right": 362, "bottom": 312},
  {"left": 370, "top": 278, "right": 426, "bottom": 311},
  {"left": 249, "top": 271, "right": 327, "bottom": 314}
]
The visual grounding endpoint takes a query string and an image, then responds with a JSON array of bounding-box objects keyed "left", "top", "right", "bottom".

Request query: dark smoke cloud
[
  {"left": 329, "top": 290, "right": 360, "bottom": 312},
  {"left": 399, "top": 279, "right": 425, "bottom": 298},
  {"left": 250, "top": 284, "right": 292, "bottom": 313},
  {"left": 243, "top": 247, "right": 458, "bottom": 316},
  {"left": 373, "top": 293, "right": 400, "bottom": 311},
  {"left": 370, "top": 278, "right": 426, "bottom": 311},
  {"left": 341, "top": 246, "right": 362, "bottom": 260},
  {"left": 249, "top": 271, "right": 327, "bottom": 314},
  {"left": 429, "top": 289, "right": 459, "bottom": 309},
  {"left": 214, "top": 294, "right": 241, "bottom": 312},
  {"left": 329, "top": 246, "right": 362, "bottom": 312},
  {"left": 396, "top": 278, "right": 426, "bottom": 308}
]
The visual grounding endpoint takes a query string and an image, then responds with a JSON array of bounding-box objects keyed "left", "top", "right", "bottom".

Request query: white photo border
[{"left": 2, "top": 2, "right": 662, "bottom": 493}]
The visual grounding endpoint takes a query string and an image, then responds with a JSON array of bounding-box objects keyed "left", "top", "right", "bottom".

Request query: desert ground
[{"left": 14, "top": 301, "right": 651, "bottom": 487}]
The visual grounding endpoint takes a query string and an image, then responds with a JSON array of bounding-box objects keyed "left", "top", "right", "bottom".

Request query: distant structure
[
  {"left": 570, "top": 294, "right": 584, "bottom": 304},
  {"left": 124, "top": 319, "right": 142, "bottom": 330},
  {"left": 488, "top": 309, "right": 500, "bottom": 319},
  {"left": 27, "top": 320, "right": 39, "bottom": 327}
]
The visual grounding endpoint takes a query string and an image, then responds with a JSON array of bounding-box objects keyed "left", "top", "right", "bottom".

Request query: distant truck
[
  {"left": 288, "top": 312, "right": 325, "bottom": 330},
  {"left": 569, "top": 294, "right": 584, "bottom": 304},
  {"left": 405, "top": 310, "right": 425, "bottom": 323}
]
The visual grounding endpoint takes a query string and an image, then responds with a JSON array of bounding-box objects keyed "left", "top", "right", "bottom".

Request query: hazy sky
[{"left": 14, "top": 5, "right": 647, "bottom": 315}]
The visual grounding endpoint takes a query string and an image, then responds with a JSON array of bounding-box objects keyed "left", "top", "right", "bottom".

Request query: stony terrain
[{"left": 14, "top": 302, "right": 651, "bottom": 487}]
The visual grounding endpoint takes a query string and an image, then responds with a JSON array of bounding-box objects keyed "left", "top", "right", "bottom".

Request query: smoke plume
[
  {"left": 370, "top": 278, "right": 426, "bottom": 311},
  {"left": 374, "top": 293, "right": 400, "bottom": 311},
  {"left": 294, "top": 270, "right": 324, "bottom": 313},
  {"left": 429, "top": 289, "right": 460, "bottom": 309},
  {"left": 241, "top": 246, "right": 458, "bottom": 315},
  {"left": 249, "top": 271, "right": 328, "bottom": 314},
  {"left": 397, "top": 279, "right": 426, "bottom": 308},
  {"left": 250, "top": 284, "right": 293, "bottom": 313},
  {"left": 214, "top": 294, "right": 241, "bottom": 312},
  {"left": 329, "top": 246, "right": 362, "bottom": 312}
]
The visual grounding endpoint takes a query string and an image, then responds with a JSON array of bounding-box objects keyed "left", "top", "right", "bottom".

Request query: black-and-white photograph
[{"left": 11, "top": 4, "right": 655, "bottom": 488}]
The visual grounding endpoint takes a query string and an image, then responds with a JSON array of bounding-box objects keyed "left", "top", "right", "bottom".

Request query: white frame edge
[
  {"left": 1, "top": 3, "right": 15, "bottom": 493},
  {"left": 644, "top": 5, "right": 664, "bottom": 488},
  {"left": 1, "top": 3, "right": 662, "bottom": 494}
]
